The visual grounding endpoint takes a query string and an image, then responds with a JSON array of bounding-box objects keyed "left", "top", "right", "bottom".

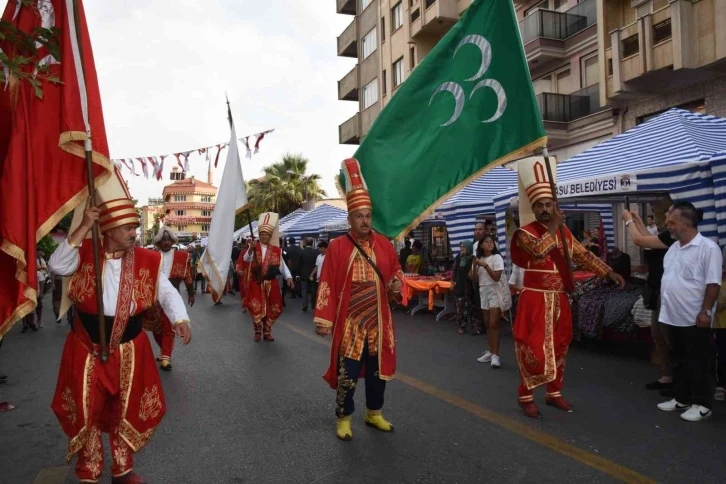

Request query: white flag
[{"left": 199, "top": 120, "right": 248, "bottom": 303}]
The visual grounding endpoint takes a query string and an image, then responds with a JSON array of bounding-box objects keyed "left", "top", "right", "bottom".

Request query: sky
[{"left": 80, "top": 0, "right": 356, "bottom": 205}]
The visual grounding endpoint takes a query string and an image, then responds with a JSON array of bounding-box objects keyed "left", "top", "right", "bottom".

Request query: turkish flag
[{"left": 0, "top": 0, "right": 113, "bottom": 337}]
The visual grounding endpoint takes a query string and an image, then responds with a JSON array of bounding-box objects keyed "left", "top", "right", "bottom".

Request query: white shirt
[
  {"left": 508, "top": 264, "right": 525, "bottom": 290},
  {"left": 49, "top": 240, "right": 191, "bottom": 325},
  {"left": 160, "top": 249, "right": 175, "bottom": 278},
  {"left": 315, "top": 254, "right": 325, "bottom": 281},
  {"left": 647, "top": 224, "right": 659, "bottom": 236},
  {"left": 659, "top": 233, "right": 722, "bottom": 327},
  {"left": 243, "top": 244, "right": 292, "bottom": 279},
  {"left": 477, "top": 254, "right": 504, "bottom": 286}
]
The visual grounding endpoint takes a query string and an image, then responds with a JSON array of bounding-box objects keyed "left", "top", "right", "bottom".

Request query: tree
[
  {"left": 245, "top": 153, "right": 327, "bottom": 219},
  {"left": 0, "top": 0, "right": 62, "bottom": 98}
]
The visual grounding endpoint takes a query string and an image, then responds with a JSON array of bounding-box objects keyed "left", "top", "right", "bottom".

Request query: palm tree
[{"left": 245, "top": 153, "right": 327, "bottom": 218}]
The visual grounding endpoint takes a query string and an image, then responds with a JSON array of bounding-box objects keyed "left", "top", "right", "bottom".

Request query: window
[
  {"left": 425, "top": 0, "right": 436, "bottom": 9},
  {"left": 532, "top": 76, "right": 552, "bottom": 95},
  {"left": 381, "top": 17, "right": 386, "bottom": 42},
  {"left": 176, "top": 210, "right": 185, "bottom": 216},
  {"left": 202, "top": 210, "right": 212, "bottom": 217},
  {"left": 580, "top": 53, "right": 598, "bottom": 88},
  {"left": 382, "top": 69, "right": 387, "bottom": 95},
  {"left": 411, "top": 7, "right": 420, "bottom": 22},
  {"left": 201, "top": 195, "right": 212, "bottom": 203},
  {"left": 391, "top": 2, "right": 403, "bottom": 32},
  {"left": 410, "top": 46, "right": 416, "bottom": 69},
  {"left": 653, "top": 19, "right": 672, "bottom": 44},
  {"left": 362, "top": 28, "right": 377, "bottom": 59},
  {"left": 174, "top": 195, "right": 186, "bottom": 202},
  {"left": 524, "top": 0, "right": 547, "bottom": 17},
  {"left": 607, "top": 58, "right": 613, "bottom": 76},
  {"left": 363, "top": 79, "right": 379, "bottom": 109},
  {"left": 556, "top": 68, "right": 573, "bottom": 94},
  {"left": 393, "top": 58, "right": 404, "bottom": 87},
  {"left": 177, "top": 225, "right": 186, "bottom": 231},
  {"left": 360, "top": 0, "right": 372, "bottom": 10},
  {"left": 622, "top": 34, "right": 639, "bottom": 58},
  {"left": 201, "top": 224, "right": 210, "bottom": 232}
]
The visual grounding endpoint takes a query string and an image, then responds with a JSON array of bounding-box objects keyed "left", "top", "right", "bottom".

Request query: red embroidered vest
[
  {"left": 167, "top": 249, "right": 190, "bottom": 281},
  {"left": 253, "top": 244, "right": 282, "bottom": 275},
  {"left": 517, "top": 222, "right": 575, "bottom": 293},
  {"left": 68, "top": 244, "right": 161, "bottom": 317}
]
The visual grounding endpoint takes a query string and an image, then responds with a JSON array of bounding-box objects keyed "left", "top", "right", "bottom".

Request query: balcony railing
[
  {"left": 518, "top": 0, "right": 596, "bottom": 45},
  {"left": 536, "top": 84, "right": 600, "bottom": 123}
]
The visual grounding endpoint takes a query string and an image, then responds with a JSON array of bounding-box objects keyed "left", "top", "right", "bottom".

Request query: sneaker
[
  {"left": 491, "top": 355, "right": 501, "bottom": 369},
  {"left": 477, "top": 351, "right": 493, "bottom": 363},
  {"left": 657, "top": 399, "right": 691, "bottom": 412},
  {"left": 715, "top": 387, "right": 726, "bottom": 401},
  {"left": 680, "top": 405, "right": 712, "bottom": 422}
]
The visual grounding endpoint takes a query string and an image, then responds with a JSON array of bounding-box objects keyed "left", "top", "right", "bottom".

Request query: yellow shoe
[
  {"left": 160, "top": 359, "right": 172, "bottom": 371},
  {"left": 365, "top": 409, "right": 394, "bottom": 432},
  {"left": 336, "top": 416, "right": 353, "bottom": 441}
]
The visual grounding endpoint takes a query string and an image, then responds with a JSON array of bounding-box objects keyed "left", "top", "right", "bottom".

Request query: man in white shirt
[
  {"left": 657, "top": 201, "right": 722, "bottom": 422},
  {"left": 49, "top": 201, "right": 191, "bottom": 483},
  {"left": 646, "top": 215, "right": 659, "bottom": 236}
]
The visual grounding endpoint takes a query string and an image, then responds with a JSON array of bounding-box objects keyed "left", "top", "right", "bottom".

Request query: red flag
[
  {"left": 214, "top": 143, "right": 227, "bottom": 168},
  {"left": 253, "top": 132, "right": 265, "bottom": 154},
  {"left": 0, "top": 0, "right": 113, "bottom": 336},
  {"left": 174, "top": 153, "right": 184, "bottom": 171}
]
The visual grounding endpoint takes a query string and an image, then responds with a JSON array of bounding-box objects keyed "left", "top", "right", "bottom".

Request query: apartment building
[
  {"left": 336, "top": 0, "right": 726, "bottom": 161},
  {"left": 160, "top": 167, "right": 217, "bottom": 242}
]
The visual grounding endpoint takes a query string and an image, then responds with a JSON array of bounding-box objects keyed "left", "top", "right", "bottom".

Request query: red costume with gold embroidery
[
  {"left": 235, "top": 249, "right": 250, "bottom": 306},
  {"left": 51, "top": 243, "right": 166, "bottom": 482},
  {"left": 244, "top": 243, "right": 284, "bottom": 334},
  {"left": 142, "top": 249, "right": 193, "bottom": 366},
  {"left": 512, "top": 222, "right": 611, "bottom": 403},
  {"left": 314, "top": 231, "right": 403, "bottom": 390}
]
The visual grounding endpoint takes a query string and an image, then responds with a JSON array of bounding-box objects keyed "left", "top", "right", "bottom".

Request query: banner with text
[{"left": 556, "top": 173, "right": 637, "bottom": 198}]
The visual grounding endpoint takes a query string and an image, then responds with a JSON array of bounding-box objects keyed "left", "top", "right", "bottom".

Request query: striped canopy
[
  {"left": 278, "top": 209, "right": 307, "bottom": 235},
  {"left": 285, "top": 204, "right": 347, "bottom": 238}
]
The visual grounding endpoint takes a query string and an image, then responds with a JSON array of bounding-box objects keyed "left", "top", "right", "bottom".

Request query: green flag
[{"left": 347, "top": 0, "right": 546, "bottom": 238}]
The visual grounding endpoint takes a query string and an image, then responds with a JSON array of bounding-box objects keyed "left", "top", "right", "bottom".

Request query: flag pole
[
  {"left": 225, "top": 94, "right": 255, "bottom": 240},
  {"left": 542, "top": 148, "right": 574, "bottom": 283},
  {"left": 72, "top": 0, "right": 108, "bottom": 363}
]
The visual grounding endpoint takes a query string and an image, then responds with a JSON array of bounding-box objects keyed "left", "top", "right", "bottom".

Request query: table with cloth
[{"left": 401, "top": 275, "right": 454, "bottom": 321}]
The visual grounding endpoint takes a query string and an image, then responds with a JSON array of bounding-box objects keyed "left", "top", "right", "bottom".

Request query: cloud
[{"left": 83, "top": 0, "right": 358, "bottom": 204}]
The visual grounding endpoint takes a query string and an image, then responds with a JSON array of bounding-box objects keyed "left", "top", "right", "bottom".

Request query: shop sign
[{"left": 556, "top": 174, "right": 636, "bottom": 198}]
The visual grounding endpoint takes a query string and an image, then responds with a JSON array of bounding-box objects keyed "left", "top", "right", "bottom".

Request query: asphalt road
[{"left": 1, "top": 290, "right": 725, "bottom": 484}]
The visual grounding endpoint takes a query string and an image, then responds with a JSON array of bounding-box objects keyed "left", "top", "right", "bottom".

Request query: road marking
[{"left": 282, "top": 322, "right": 655, "bottom": 484}]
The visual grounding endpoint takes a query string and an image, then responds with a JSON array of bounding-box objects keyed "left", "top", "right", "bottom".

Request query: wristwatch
[
  {"left": 703, "top": 309, "right": 713, "bottom": 317},
  {"left": 624, "top": 220, "right": 633, "bottom": 227}
]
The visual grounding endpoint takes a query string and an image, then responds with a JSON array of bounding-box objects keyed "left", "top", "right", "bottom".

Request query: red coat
[{"left": 314, "top": 232, "right": 403, "bottom": 389}]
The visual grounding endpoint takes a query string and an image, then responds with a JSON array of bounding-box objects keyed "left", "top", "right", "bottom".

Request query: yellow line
[{"left": 282, "top": 322, "right": 655, "bottom": 484}]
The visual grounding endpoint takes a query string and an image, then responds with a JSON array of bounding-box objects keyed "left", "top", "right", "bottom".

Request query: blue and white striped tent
[
  {"left": 285, "top": 204, "right": 347, "bottom": 239},
  {"left": 278, "top": 209, "right": 307, "bottom": 236},
  {"left": 321, "top": 213, "right": 349, "bottom": 234},
  {"left": 707, "top": 151, "right": 726, "bottom": 244},
  {"left": 438, "top": 167, "right": 518, "bottom": 253},
  {"left": 492, "top": 108, "right": 726, "bottom": 260},
  {"left": 233, "top": 221, "right": 258, "bottom": 240}
]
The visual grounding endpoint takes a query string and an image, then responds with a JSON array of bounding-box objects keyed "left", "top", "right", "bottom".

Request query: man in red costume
[
  {"left": 142, "top": 226, "right": 195, "bottom": 371},
  {"left": 511, "top": 157, "right": 624, "bottom": 419},
  {"left": 243, "top": 213, "right": 294, "bottom": 342},
  {"left": 235, "top": 237, "right": 251, "bottom": 313},
  {"left": 49, "top": 199, "right": 192, "bottom": 484},
  {"left": 314, "top": 158, "right": 404, "bottom": 441}
]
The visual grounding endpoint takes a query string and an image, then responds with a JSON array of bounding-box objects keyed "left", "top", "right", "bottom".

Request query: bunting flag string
[{"left": 109, "top": 128, "right": 274, "bottom": 181}]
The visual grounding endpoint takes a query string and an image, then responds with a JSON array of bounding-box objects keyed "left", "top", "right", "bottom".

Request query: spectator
[
  {"left": 656, "top": 201, "right": 721, "bottom": 422},
  {"left": 299, "top": 238, "right": 319, "bottom": 312},
  {"left": 473, "top": 234, "right": 511, "bottom": 369},
  {"left": 622, "top": 204, "right": 677, "bottom": 393},
  {"left": 398, "top": 240, "right": 412, "bottom": 271},
  {"left": 451, "top": 241, "right": 475, "bottom": 334},
  {"left": 405, "top": 240, "right": 423, "bottom": 274},
  {"left": 310, "top": 240, "right": 328, "bottom": 301},
  {"left": 646, "top": 215, "right": 659, "bottom": 235},
  {"left": 284, "top": 237, "right": 303, "bottom": 299},
  {"left": 192, "top": 245, "right": 206, "bottom": 292},
  {"left": 606, "top": 247, "right": 631, "bottom": 282}
]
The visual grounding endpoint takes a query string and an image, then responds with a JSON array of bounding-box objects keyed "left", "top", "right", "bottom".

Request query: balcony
[
  {"left": 337, "top": 19, "right": 357, "bottom": 58},
  {"left": 410, "top": 0, "right": 459, "bottom": 39},
  {"left": 336, "top": 0, "right": 355, "bottom": 15},
  {"left": 339, "top": 113, "right": 360, "bottom": 145},
  {"left": 518, "top": 0, "right": 596, "bottom": 67},
  {"left": 536, "top": 84, "right": 602, "bottom": 123},
  {"left": 338, "top": 64, "right": 359, "bottom": 101}
]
